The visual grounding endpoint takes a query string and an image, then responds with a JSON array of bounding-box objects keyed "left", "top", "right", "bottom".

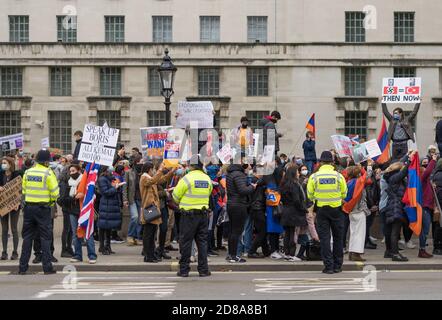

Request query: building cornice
[
  {"left": 87, "top": 96, "right": 132, "bottom": 103},
  {"left": 0, "top": 96, "right": 32, "bottom": 102},
  {"left": 334, "top": 97, "right": 379, "bottom": 103},
  {"left": 186, "top": 96, "right": 231, "bottom": 102}
]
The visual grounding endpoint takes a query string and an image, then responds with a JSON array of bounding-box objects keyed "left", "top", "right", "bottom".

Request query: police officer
[
  {"left": 19, "top": 149, "right": 59, "bottom": 275},
  {"left": 172, "top": 154, "right": 213, "bottom": 277},
  {"left": 307, "top": 151, "right": 347, "bottom": 274}
]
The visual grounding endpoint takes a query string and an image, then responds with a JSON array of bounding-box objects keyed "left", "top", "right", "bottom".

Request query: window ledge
[
  {"left": 334, "top": 96, "right": 379, "bottom": 103},
  {"left": 87, "top": 96, "right": 132, "bottom": 103},
  {"left": 432, "top": 97, "right": 442, "bottom": 103},
  {"left": 186, "top": 96, "right": 231, "bottom": 102},
  {"left": 0, "top": 96, "right": 32, "bottom": 102}
]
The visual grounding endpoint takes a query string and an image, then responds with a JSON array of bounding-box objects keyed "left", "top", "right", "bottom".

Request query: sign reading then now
[{"left": 382, "top": 77, "right": 422, "bottom": 104}]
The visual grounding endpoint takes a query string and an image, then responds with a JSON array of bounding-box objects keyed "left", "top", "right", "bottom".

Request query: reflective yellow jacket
[
  {"left": 172, "top": 169, "right": 213, "bottom": 211},
  {"left": 307, "top": 164, "right": 347, "bottom": 208},
  {"left": 22, "top": 163, "right": 59, "bottom": 205}
]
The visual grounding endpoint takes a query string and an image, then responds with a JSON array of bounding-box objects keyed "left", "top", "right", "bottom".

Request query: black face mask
[
  {"left": 70, "top": 173, "right": 80, "bottom": 180},
  {"left": 241, "top": 123, "right": 248, "bottom": 129},
  {"left": 242, "top": 164, "right": 249, "bottom": 171}
]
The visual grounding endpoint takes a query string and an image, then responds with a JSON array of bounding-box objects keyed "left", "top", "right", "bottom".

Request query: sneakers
[
  {"left": 369, "top": 236, "right": 378, "bottom": 242},
  {"left": 392, "top": 253, "right": 409, "bottom": 262},
  {"left": 322, "top": 268, "right": 334, "bottom": 274},
  {"left": 229, "top": 256, "right": 246, "bottom": 263},
  {"left": 248, "top": 252, "right": 264, "bottom": 259},
  {"left": 199, "top": 271, "right": 212, "bottom": 277},
  {"left": 177, "top": 271, "right": 189, "bottom": 277},
  {"left": 127, "top": 237, "right": 136, "bottom": 246},
  {"left": 418, "top": 249, "right": 433, "bottom": 259},
  {"left": 208, "top": 251, "right": 219, "bottom": 257},
  {"left": 406, "top": 241, "right": 416, "bottom": 249},
  {"left": 44, "top": 270, "right": 57, "bottom": 275},
  {"left": 285, "top": 255, "right": 302, "bottom": 262},
  {"left": 190, "top": 256, "right": 196, "bottom": 263},
  {"left": 111, "top": 236, "right": 125, "bottom": 244},
  {"left": 89, "top": 259, "right": 97, "bottom": 264},
  {"left": 51, "top": 256, "right": 58, "bottom": 263},
  {"left": 70, "top": 258, "right": 82, "bottom": 263},
  {"left": 270, "top": 251, "right": 284, "bottom": 260},
  {"left": 61, "top": 251, "right": 73, "bottom": 258}
]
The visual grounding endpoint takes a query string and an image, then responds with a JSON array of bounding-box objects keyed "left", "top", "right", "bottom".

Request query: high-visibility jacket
[
  {"left": 172, "top": 169, "right": 213, "bottom": 211},
  {"left": 307, "top": 164, "right": 347, "bottom": 208},
  {"left": 22, "top": 163, "right": 59, "bottom": 205}
]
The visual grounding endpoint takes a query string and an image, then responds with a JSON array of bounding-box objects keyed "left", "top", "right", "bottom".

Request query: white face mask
[
  {"left": 301, "top": 170, "right": 309, "bottom": 176},
  {"left": 1, "top": 164, "right": 10, "bottom": 171}
]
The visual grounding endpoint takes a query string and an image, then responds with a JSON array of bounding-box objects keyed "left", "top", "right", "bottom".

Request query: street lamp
[{"left": 158, "top": 49, "right": 177, "bottom": 125}]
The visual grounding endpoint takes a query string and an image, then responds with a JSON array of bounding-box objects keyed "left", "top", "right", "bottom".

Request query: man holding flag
[{"left": 303, "top": 114, "right": 317, "bottom": 173}]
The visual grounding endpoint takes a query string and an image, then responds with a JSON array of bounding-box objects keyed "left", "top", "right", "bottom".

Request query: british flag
[{"left": 77, "top": 162, "right": 100, "bottom": 240}]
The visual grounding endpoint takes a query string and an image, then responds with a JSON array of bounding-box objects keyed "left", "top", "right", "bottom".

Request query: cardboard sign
[
  {"left": 41, "top": 137, "right": 50, "bottom": 148},
  {"left": 176, "top": 101, "right": 214, "bottom": 129},
  {"left": 331, "top": 135, "right": 353, "bottom": 158},
  {"left": 0, "top": 176, "right": 22, "bottom": 217},
  {"left": 140, "top": 126, "right": 172, "bottom": 158},
  {"left": 351, "top": 144, "right": 370, "bottom": 164},
  {"left": 78, "top": 122, "right": 120, "bottom": 166},
  {"left": 216, "top": 144, "right": 233, "bottom": 164},
  {"left": 364, "top": 139, "right": 382, "bottom": 159},
  {"left": 0, "top": 133, "right": 24, "bottom": 152},
  {"left": 382, "top": 77, "right": 422, "bottom": 104}
]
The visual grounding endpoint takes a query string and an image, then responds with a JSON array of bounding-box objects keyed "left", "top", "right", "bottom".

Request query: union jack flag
[{"left": 77, "top": 163, "right": 100, "bottom": 240}]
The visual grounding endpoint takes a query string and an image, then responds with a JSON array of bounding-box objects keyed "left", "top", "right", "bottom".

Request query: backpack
[{"left": 265, "top": 188, "right": 281, "bottom": 206}]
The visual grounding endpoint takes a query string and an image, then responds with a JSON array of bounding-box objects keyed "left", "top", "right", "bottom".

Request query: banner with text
[
  {"left": 0, "top": 176, "right": 22, "bottom": 217},
  {"left": 140, "top": 126, "right": 173, "bottom": 158},
  {"left": 0, "top": 133, "right": 24, "bottom": 152},
  {"left": 176, "top": 101, "right": 214, "bottom": 129},
  {"left": 331, "top": 135, "right": 353, "bottom": 158},
  {"left": 382, "top": 77, "right": 422, "bottom": 104}
]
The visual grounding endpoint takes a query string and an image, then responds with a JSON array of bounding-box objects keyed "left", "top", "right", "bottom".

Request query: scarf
[{"left": 68, "top": 174, "right": 83, "bottom": 197}]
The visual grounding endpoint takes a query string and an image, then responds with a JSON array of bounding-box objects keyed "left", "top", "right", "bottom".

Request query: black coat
[
  {"left": 226, "top": 165, "right": 255, "bottom": 207},
  {"left": 366, "top": 177, "right": 381, "bottom": 210},
  {"left": 58, "top": 179, "right": 81, "bottom": 216},
  {"left": 383, "top": 167, "right": 408, "bottom": 224},
  {"left": 0, "top": 170, "right": 21, "bottom": 187},
  {"left": 302, "top": 139, "right": 317, "bottom": 161},
  {"left": 260, "top": 117, "right": 280, "bottom": 152},
  {"left": 436, "top": 120, "right": 442, "bottom": 145},
  {"left": 280, "top": 182, "right": 308, "bottom": 227},
  {"left": 432, "top": 167, "right": 442, "bottom": 206},
  {"left": 73, "top": 139, "right": 82, "bottom": 160},
  {"left": 249, "top": 176, "right": 266, "bottom": 220}
]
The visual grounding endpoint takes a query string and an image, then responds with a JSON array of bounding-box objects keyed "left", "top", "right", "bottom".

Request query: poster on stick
[
  {"left": 176, "top": 101, "right": 214, "bottom": 129},
  {"left": 0, "top": 133, "right": 24, "bottom": 152},
  {"left": 0, "top": 176, "right": 22, "bottom": 217},
  {"left": 331, "top": 135, "right": 353, "bottom": 158},
  {"left": 140, "top": 126, "right": 172, "bottom": 158},
  {"left": 382, "top": 77, "right": 421, "bottom": 104},
  {"left": 364, "top": 139, "right": 382, "bottom": 159}
]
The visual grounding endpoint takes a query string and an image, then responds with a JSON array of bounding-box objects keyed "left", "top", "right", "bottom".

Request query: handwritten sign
[
  {"left": 382, "top": 77, "right": 421, "bottom": 104},
  {"left": 216, "top": 144, "right": 233, "bottom": 164},
  {"left": 176, "top": 101, "right": 214, "bottom": 129},
  {"left": 78, "top": 122, "right": 120, "bottom": 166},
  {"left": 41, "top": 137, "right": 50, "bottom": 149},
  {"left": 140, "top": 126, "right": 172, "bottom": 158},
  {"left": 0, "top": 176, "right": 22, "bottom": 217},
  {"left": 331, "top": 135, "right": 353, "bottom": 158},
  {"left": 364, "top": 139, "right": 382, "bottom": 159}
]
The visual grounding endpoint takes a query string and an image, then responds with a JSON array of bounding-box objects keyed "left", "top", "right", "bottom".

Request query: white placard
[
  {"left": 176, "top": 101, "right": 214, "bottom": 129},
  {"left": 351, "top": 144, "right": 370, "bottom": 164},
  {"left": 41, "top": 137, "right": 50, "bottom": 148},
  {"left": 78, "top": 122, "right": 120, "bottom": 166},
  {"left": 216, "top": 143, "right": 233, "bottom": 164},
  {"left": 261, "top": 145, "right": 275, "bottom": 164},
  {"left": 0, "top": 133, "right": 24, "bottom": 151},
  {"left": 331, "top": 135, "right": 353, "bottom": 158},
  {"left": 364, "top": 139, "right": 382, "bottom": 159},
  {"left": 382, "top": 77, "right": 421, "bottom": 104}
]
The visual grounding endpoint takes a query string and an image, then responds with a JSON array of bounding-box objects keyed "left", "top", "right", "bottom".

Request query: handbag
[
  {"left": 141, "top": 205, "right": 161, "bottom": 224},
  {"left": 306, "top": 240, "right": 322, "bottom": 261},
  {"left": 216, "top": 207, "right": 229, "bottom": 226}
]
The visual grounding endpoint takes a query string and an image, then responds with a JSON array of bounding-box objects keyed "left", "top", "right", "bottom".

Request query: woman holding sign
[{"left": 0, "top": 157, "right": 22, "bottom": 261}]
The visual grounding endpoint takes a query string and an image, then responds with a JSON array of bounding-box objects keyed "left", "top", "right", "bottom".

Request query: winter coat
[
  {"left": 422, "top": 159, "right": 436, "bottom": 209},
  {"left": 436, "top": 119, "right": 442, "bottom": 145},
  {"left": 382, "top": 103, "right": 419, "bottom": 143},
  {"left": 73, "top": 138, "right": 82, "bottom": 160},
  {"left": 97, "top": 174, "right": 122, "bottom": 230},
  {"left": 302, "top": 139, "right": 317, "bottom": 162},
  {"left": 260, "top": 116, "right": 280, "bottom": 152},
  {"left": 123, "top": 169, "right": 137, "bottom": 205},
  {"left": 249, "top": 176, "right": 267, "bottom": 220},
  {"left": 383, "top": 166, "right": 409, "bottom": 224},
  {"left": 58, "top": 178, "right": 81, "bottom": 216},
  {"left": 226, "top": 164, "right": 255, "bottom": 207},
  {"left": 280, "top": 182, "right": 308, "bottom": 227},
  {"left": 366, "top": 177, "right": 381, "bottom": 210},
  {"left": 431, "top": 160, "right": 442, "bottom": 209}
]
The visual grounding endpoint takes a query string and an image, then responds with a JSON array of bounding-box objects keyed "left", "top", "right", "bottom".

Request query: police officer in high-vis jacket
[
  {"left": 172, "top": 154, "right": 213, "bottom": 277},
  {"left": 19, "top": 150, "right": 59, "bottom": 275},
  {"left": 307, "top": 151, "right": 347, "bottom": 274}
]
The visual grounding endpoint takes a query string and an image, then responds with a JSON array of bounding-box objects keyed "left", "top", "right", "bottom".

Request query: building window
[
  {"left": 345, "top": 12, "right": 366, "bottom": 43},
  {"left": 395, "top": 12, "right": 414, "bottom": 43},
  {"left": 393, "top": 67, "right": 416, "bottom": 78},
  {"left": 247, "top": 16, "right": 267, "bottom": 43},
  {"left": 345, "top": 68, "right": 366, "bottom": 96},
  {"left": 147, "top": 111, "right": 166, "bottom": 127},
  {"left": 148, "top": 68, "right": 162, "bottom": 96},
  {"left": 57, "top": 16, "right": 77, "bottom": 42},
  {"left": 0, "top": 67, "right": 23, "bottom": 96},
  {"left": 153, "top": 16, "right": 173, "bottom": 43},
  {"left": 50, "top": 67, "right": 71, "bottom": 96},
  {"left": 97, "top": 111, "right": 121, "bottom": 131},
  {"left": 246, "top": 111, "right": 269, "bottom": 130},
  {"left": 9, "top": 16, "right": 29, "bottom": 42},
  {"left": 49, "top": 111, "right": 72, "bottom": 153},
  {"left": 198, "top": 68, "right": 220, "bottom": 96},
  {"left": 345, "top": 111, "right": 368, "bottom": 140},
  {"left": 100, "top": 67, "right": 121, "bottom": 96},
  {"left": 105, "top": 16, "right": 125, "bottom": 42},
  {"left": 247, "top": 68, "right": 269, "bottom": 96},
  {"left": 0, "top": 111, "right": 21, "bottom": 138},
  {"left": 200, "top": 16, "right": 220, "bottom": 42}
]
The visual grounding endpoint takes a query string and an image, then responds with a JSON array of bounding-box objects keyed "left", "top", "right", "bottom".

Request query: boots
[
  {"left": 349, "top": 252, "right": 366, "bottom": 262},
  {"left": 418, "top": 249, "right": 433, "bottom": 258},
  {"left": 296, "top": 245, "right": 307, "bottom": 261}
]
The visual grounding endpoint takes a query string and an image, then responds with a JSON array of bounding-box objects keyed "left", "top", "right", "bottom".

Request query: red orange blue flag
[
  {"left": 402, "top": 153, "right": 423, "bottom": 236},
  {"left": 373, "top": 117, "right": 390, "bottom": 164},
  {"left": 305, "top": 113, "right": 315, "bottom": 138}
]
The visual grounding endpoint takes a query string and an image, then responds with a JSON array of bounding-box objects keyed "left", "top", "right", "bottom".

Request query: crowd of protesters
[{"left": 1, "top": 107, "right": 442, "bottom": 275}]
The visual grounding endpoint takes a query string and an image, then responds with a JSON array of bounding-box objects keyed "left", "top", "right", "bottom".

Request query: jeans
[
  {"left": 227, "top": 204, "right": 248, "bottom": 258},
  {"left": 305, "top": 160, "right": 316, "bottom": 174},
  {"left": 237, "top": 213, "right": 253, "bottom": 256},
  {"left": 419, "top": 208, "right": 432, "bottom": 249},
  {"left": 127, "top": 200, "right": 142, "bottom": 239},
  {"left": 70, "top": 215, "right": 97, "bottom": 261}
]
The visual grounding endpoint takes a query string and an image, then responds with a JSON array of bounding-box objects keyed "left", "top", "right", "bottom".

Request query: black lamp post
[{"left": 158, "top": 49, "right": 177, "bottom": 126}]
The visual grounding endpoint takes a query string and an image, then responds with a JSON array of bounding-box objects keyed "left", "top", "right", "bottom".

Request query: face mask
[
  {"left": 241, "top": 123, "right": 248, "bottom": 129},
  {"left": 1, "top": 164, "right": 10, "bottom": 171},
  {"left": 301, "top": 170, "right": 308, "bottom": 176},
  {"left": 107, "top": 167, "right": 114, "bottom": 174},
  {"left": 393, "top": 114, "right": 400, "bottom": 120},
  {"left": 296, "top": 159, "right": 303, "bottom": 166},
  {"left": 176, "top": 169, "right": 184, "bottom": 176},
  {"left": 70, "top": 173, "right": 80, "bottom": 180},
  {"left": 242, "top": 164, "right": 249, "bottom": 171}
]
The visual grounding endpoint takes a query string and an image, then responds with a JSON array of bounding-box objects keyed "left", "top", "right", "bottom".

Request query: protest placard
[
  {"left": 176, "top": 101, "right": 214, "bottom": 129},
  {"left": 382, "top": 77, "right": 421, "bottom": 104},
  {"left": 261, "top": 145, "right": 275, "bottom": 164},
  {"left": 351, "top": 143, "right": 370, "bottom": 164},
  {"left": 217, "top": 144, "right": 233, "bottom": 164},
  {"left": 364, "top": 139, "right": 382, "bottom": 159},
  {"left": 41, "top": 137, "right": 50, "bottom": 148},
  {"left": 163, "top": 128, "right": 185, "bottom": 168},
  {"left": 140, "top": 126, "right": 172, "bottom": 158},
  {"left": 0, "top": 133, "right": 24, "bottom": 152},
  {"left": 0, "top": 176, "right": 22, "bottom": 217},
  {"left": 78, "top": 122, "right": 120, "bottom": 166},
  {"left": 331, "top": 135, "right": 353, "bottom": 158}
]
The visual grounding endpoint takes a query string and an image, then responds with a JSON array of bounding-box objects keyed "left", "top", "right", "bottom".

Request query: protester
[
  {"left": 261, "top": 111, "right": 282, "bottom": 155},
  {"left": 280, "top": 165, "right": 308, "bottom": 262},
  {"left": 0, "top": 157, "right": 21, "bottom": 260},
  {"left": 231, "top": 116, "right": 254, "bottom": 157},
  {"left": 123, "top": 156, "right": 143, "bottom": 246},
  {"left": 113, "top": 144, "right": 129, "bottom": 166},
  {"left": 111, "top": 165, "right": 126, "bottom": 244},
  {"left": 97, "top": 166, "right": 123, "bottom": 255},
  {"left": 431, "top": 158, "right": 442, "bottom": 255},
  {"left": 427, "top": 145, "right": 438, "bottom": 161},
  {"left": 365, "top": 167, "right": 381, "bottom": 249},
  {"left": 302, "top": 131, "right": 317, "bottom": 173},
  {"left": 73, "top": 130, "right": 83, "bottom": 160}
]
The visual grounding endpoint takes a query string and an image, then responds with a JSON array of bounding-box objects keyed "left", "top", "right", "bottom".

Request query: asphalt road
[{"left": 0, "top": 270, "right": 441, "bottom": 300}]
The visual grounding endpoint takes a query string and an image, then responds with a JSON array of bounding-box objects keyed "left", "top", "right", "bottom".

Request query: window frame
[
  {"left": 344, "top": 67, "right": 366, "bottom": 97},
  {"left": 105, "top": 16, "right": 125, "bottom": 43},
  {"left": 9, "top": 15, "right": 29, "bottom": 43},
  {"left": 247, "top": 16, "right": 268, "bottom": 43},
  {"left": 345, "top": 11, "right": 366, "bottom": 43},
  {"left": 50, "top": 67, "right": 72, "bottom": 97},
  {"left": 48, "top": 111, "right": 72, "bottom": 154},
  {"left": 100, "top": 67, "right": 122, "bottom": 96},
  {"left": 247, "top": 67, "right": 269, "bottom": 97},
  {"left": 200, "top": 16, "right": 220, "bottom": 43},
  {"left": 198, "top": 67, "right": 220, "bottom": 96},
  {"left": 152, "top": 16, "right": 173, "bottom": 43},
  {"left": 344, "top": 110, "right": 368, "bottom": 140}
]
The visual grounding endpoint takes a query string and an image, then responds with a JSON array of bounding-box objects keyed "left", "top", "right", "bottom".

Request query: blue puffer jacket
[
  {"left": 97, "top": 175, "right": 122, "bottom": 230},
  {"left": 302, "top": 139, "right": 317, "bottom": 161}
]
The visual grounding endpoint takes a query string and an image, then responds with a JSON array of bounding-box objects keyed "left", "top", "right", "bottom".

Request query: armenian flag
[
  {"left": 77, "top": 162, "right": 100, "bottom": 239},
  {"left": 373, "top": 117, "right": 390, "bottom": 164},
  {"left": 305, "top": 113, "right": 315, "bottom": 138},
  {"left": 343, "top": 168, "right": 368, "bottom": 214},
  {"left": 402, "top": 153, "right": 423, "bottom": 236}
]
